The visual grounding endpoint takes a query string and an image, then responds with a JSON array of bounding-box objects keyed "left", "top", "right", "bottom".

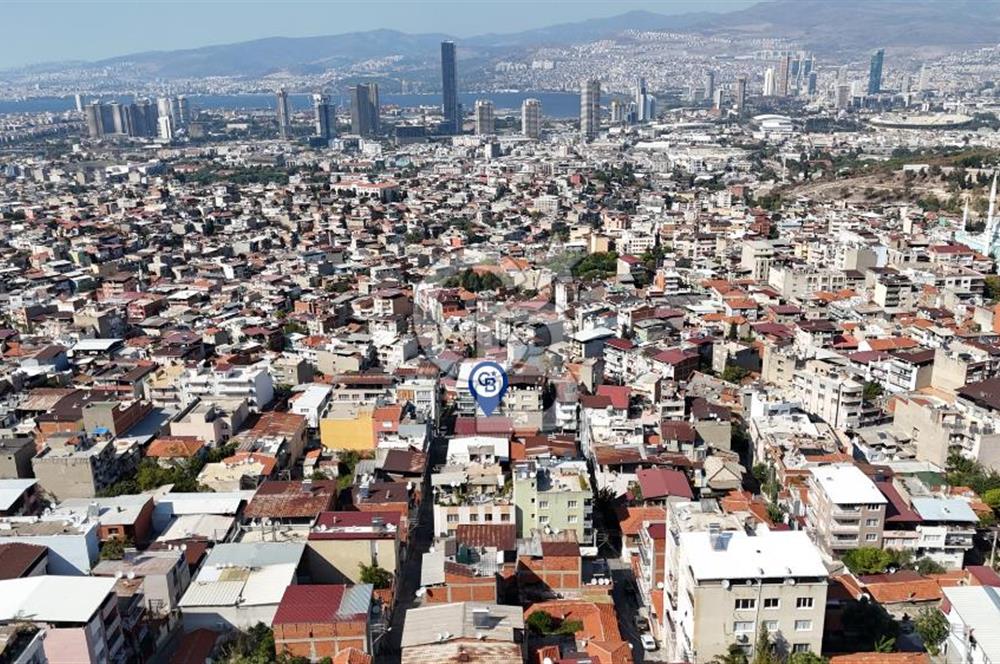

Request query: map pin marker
[{"left": 468, "top": 361, "right": 509, "bottom": 417}]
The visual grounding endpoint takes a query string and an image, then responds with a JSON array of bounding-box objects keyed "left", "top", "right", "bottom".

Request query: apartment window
[
  {"left": 792, "top": 644, "right": 810, "bottom": 654},
  {"left": 866, "top": 504, "right": 882, "bottom": 510},
  {"left": 568, "top": 500, "right": 578, "bottom": 508},
  {"left": 446, "top": 514, "right": 458, "bottom": 523},
  {"left": 539, "top": 500, "right": 549, "bottom": 509},
  {"left": 865, "top": 519, "right": 879, "bottom": 527},
  {"left": 469, "top": 514, "right": 479, "bottom": 522},
  {"left": 500, "top": 513, "right": 510, "bottom": 522},
  {"left": 539, "top": 515, "right": 549, "bottom": 524},
  {"left": 865, "top": 533, "right": 878, "bottom": 542},
  {"left": 763, "top": 598, "right": 780, "bottom": 609},
  {"left": 796, "top": 597, "right": 814, "bottom": 609},
  {"left": 734, "top": 621, "right": 754, "bottom": 633},
  {"left": 735, "top": 598, "right": 756, "bottom": 611},
  {"left": 794, "top": 620, "right": 812, "bottom": 632},
  {"left": 568, "top": 515, "right": 579, "bottom": 524},
  {"left": 484, "top": 513, "right": 493, "bottom": 522},
  {"left": 763, "top": 620, "right": 779, "bottom": 632}
]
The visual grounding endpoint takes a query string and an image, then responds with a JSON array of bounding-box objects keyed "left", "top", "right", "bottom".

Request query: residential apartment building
[
  {"left": 806, "top": 464, "right": 886, "bottom": 556},
  {"left": 792, "top": 359, "right": 864, "bottom": 430},
  {"left": 672, "top": 529, "right": 828, "bottom": 663},
  {"left": 512, "top": 460, "right": 592, "bottom": 544},
  {"left": 180, "top": 363, "right": 275, "bottom": 412}
]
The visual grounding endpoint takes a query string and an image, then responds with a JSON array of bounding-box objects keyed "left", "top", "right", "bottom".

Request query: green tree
[
  {"left": 842, "top": 598, "right": 899, "bottom": 652},
  {"left": 711, "top": 644, "right": 748, "bottom": 664},
  {"left": 985, "top": 275, "right": 1000, "bottom": 303},
  {"left": 722, "top": 364, "right": 750, "bottom": 384},
  {"left": 913, "top": 608, "right": 949, "bottom": 655},
  {"left": 862, "top": 381, "right": 884, "bottom": 403},
  {"left": 841, "top": 547, "right": 894, "bottom": 575},
  {"left": 788, "top": 653, "right": 827, "bottom": 664},
  {"left": 99, "top": 536, "right": 133, "bottom": 561},
  {"left": 358, "top": 562, "right": 393, "bottom": 589},
  {"left": 526, "top": 610, "right": 556, "bottom": 635},
  {"left": 983, "top": 487, "right": 1000, "bottom": 510},
  {"left": 915, "top": 557, "right": 946, "bottom": 575},
  {"left": 752, "top": 624, "right": 778, "bottom": 664}
]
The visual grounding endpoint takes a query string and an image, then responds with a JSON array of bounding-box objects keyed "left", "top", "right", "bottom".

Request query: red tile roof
[
  {"left": 273, "top": 584, "right": 371, "bottom": 625},
  {"left": 636, "top": 467, "right": 693, "bottom": 500}
]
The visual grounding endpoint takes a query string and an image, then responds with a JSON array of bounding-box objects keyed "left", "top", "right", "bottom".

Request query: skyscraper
[
  {"left": 635, "top": 77, "right": 649, "bottom": 122},
  {"left": 156, "top": 97, "right": 174, "bottom": 125},
  {"left": 313, "top": 93, "right": 337, "bottom": 141},
  {"left": 74, "top": 94, "right": 84, "bottom": 113},
  {"left": 580, "top": 79, "right": 600, "bottom": 139},
  {"left": 777, "top": 55, "right": 791, "bottom": 97},
  {"left": 868, "top": 49, "right": 885, "bottom": 95},
  {"left": 441, "top": 41, "right": 459, "bottom": 134},
  {"left": 276, "top": 88, "right": 291, "bottom": 139},
  {"left": 474, "top": 99, "right": 495, "bottom": 135},
  {"left": 177, "top": 95, "right": 191, "bottom": 127},
  {"left": 763, "top": 68, "right": 776, "bottom": 97},
  {"left": 735, "top": 76, "right": 748, "bottom": 114},
  {"left": 918, "top": 64, "right": 931, "bottom": 91},
  {"left": 521, "top": 98, "right": 541, "bottom": 138},
  {"left": 704, "top": 70, "right": 716, "bottom": 103},
  {"left": 610, "top": 99, "right": 626, "bottom": 125},
  {"left": 84, "top": 103, "right": 103, "bottom": 138},
  {"left": 158, "top": 115, "right": 174, "bottom": 141},
  {"left": 350, "top": 84, "right": 380, "bottom": 137}
]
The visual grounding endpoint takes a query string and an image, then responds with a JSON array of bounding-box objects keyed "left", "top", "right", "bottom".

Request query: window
[
  {"left": 500, "top": 513, "right": 510, "bottom": 522},
  {"left": 794, "top": 620, "right": 812, "bottom": 632},
  {"left": 796, "top": 597, "right": 814, "bottom": 609},
  {"left": 792, "top": 644, "right": 810, "bottom": 654},
  {"left": 446, "top": 514, "right": 458, "bottom": 523},
  {"left": 735, "top": 599, "right": 756, "bottom": 611},
  {"left": 568, "top": 515, "right": 579, "bottom": 523},
  {"left": 866, "top": 504, "right": 882, "bottom": 510},
  {"left": 539, "top": 500, "right": 549, "bottom": 509},
  {"left": 763, "top": 620, "right": 778, "bottom": 631},
  {"left": 568, "top": 500, "right": 578, "bottom": 508},
  {"left": 865, "top": 519, "right": 879, "bottom": 527},
  {"left": 734, "top": 621, "right": 754, "bottom": 633},
  {"left": 484, "top": 513, "right": 493, "bottom": 522},
  {"left": 763, "top": 598, "right": 780, "bottom": 609},
  {"left": 539, "top": 515, "right": 550, "bottom": 524},
  {"left": 865, "top": 533, "right": 878, "bottom": 542},
  {"left": 469, "top": 514, "right": 479, "bottom": 522}
]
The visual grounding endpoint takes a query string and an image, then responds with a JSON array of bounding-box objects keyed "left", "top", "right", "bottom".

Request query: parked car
[{"left": 640, "top": 634, "right": 658, "bottom": 651}]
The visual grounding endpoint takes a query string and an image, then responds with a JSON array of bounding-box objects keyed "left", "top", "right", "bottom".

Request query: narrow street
[{"left": 377, "top": 431, "right": 445, "bottom": 663}]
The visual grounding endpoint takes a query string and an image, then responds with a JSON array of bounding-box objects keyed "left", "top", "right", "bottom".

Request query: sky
[{"left": 2, "top": 0, "right": 759, "bottom": 70}]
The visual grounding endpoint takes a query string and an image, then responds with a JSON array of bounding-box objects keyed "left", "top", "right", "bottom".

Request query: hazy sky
[{"left": 2, "top": 0, "right": 758, "bottom": 69}]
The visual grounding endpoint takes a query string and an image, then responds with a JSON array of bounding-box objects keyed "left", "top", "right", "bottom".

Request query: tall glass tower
[
  {"left": 441, "top": 41, "right": 459, "bottom": 134},
  {"left": 868, "top": 49, "right": 885, "bottom": 95}
]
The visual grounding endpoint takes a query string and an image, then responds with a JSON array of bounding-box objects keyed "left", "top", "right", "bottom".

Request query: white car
[{"left": 640, "top": 634, "right": 657, "bottom": 651}]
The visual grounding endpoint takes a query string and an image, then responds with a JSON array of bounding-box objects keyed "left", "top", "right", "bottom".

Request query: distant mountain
[
  {"left": 91, "top": 29, "right": 453, "bottom": 78},
  {"left": 697, "top": 0, "right": 1000, "bottom": 54},
  {"left": 7, "top": 0, "right": 1000, "bottom": 79}
]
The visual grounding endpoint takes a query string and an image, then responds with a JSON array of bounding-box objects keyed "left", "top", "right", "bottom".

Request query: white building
[
  {"left": 180, "top": 363, "right": 275, "bottom": 412},
  {"left": 522, "top": 98, "right": 541, "bottom": 138},
  {"left": 941, "top": 586, "right": 1000, "bottom": 663},
  {"left": 474, "top": 99, "right": 495, "bottom": 135}
]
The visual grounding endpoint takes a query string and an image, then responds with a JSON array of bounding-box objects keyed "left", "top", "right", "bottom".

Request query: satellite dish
[{"left": 721, "top": 580, "right": 731, "bottom": 590}]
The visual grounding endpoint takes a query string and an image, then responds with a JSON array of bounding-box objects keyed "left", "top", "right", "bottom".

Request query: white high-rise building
[
  {"left": 156, "top": 97, "right": 174, "bottom": 124},
  {"left": 521, "top": 98, "right": 541, "bottom": 138},
  {"left": 474, "top": 99, "right": 495, "bottom": 135},
  {"left": 157, "top": 115, "right": 174, "bottom": 141},
  {"left": 763, "top": 68, "right": 776, "bottom": 96},
  {"left": 580, "top": 79, "right": 600, "bottom": 139},
  {"left": 276, "top": 88, "right": 291, "bottom": 140}
]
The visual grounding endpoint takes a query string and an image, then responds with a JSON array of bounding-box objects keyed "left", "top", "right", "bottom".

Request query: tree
[
  {"left": 722, "top": 364, "right": 750, "bottom": 384},
  {"left": 358, "top": 563, "right": 393, "bottom": 589},
  {"left": 842, "top": 598, "right": 899, "bottom": 652},
  {"left": 862, "top": 381, "right": 883, "bottom": 403},
  {"left": 752, "top": 624, "right": 778, "bottom": 664},
  {"left": 100, "top": 537, "right": 132, "bottom": 561},
  {"left": 841, "top": 547, "right": 894, "bottom": 575},
  {"left": 526, "top": 610, "right": 555, "bottom": 634},
  {"left": 711, "top": 644, "right": 749, "bottom": 664},
  {"left": 985, "top": 275, "right": 1000, "bottom": 303},
  {"left": 915, "top": 557, "right": 946, "bottom": 575},
  {"left": 913, "top": 608, "right": 949, "bottom": 655}
]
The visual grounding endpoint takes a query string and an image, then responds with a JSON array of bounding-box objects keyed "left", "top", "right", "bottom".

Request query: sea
[{"left": 0, "top": 91, "right": 583, "bottom": 119}]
